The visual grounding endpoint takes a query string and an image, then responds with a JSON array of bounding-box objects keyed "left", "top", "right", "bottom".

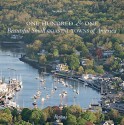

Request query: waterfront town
[
  {"left": 0, "top": 0, "right": 124, "bottom": 124},
  {"left": 1, "top": 65, "right": 124, "bottom": 113},
  {"left": 0, "top": 56, "right": 124, "bottom": 124}
]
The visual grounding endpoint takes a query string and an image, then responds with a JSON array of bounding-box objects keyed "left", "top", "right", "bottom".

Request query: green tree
[
  {"left": 106, "top": 56, "right": 114, "bottom": 65},
  {"left": 32, "top": 40, "right": 42, "bottom": 52},
  {"left": 110, "top": 61, "right": 121, "bottom": 71},
  {"left": 109, "top": 109, "right": 120, "bottom": 120},
  {"left": 77, "top": 118, "right": 87, "bottom": 125},
  {"left": 15, "top": 120, "right": 32, "bottom": 125},
  {"left": 3, "top": 108, "right": 11, "bottom": 115},
  {"left": 103, "top": 41, "right": 112, "bottom": 50},
  {"left": 68, "top": 54, "right": 80, "bottom": 70},
  {"left": 39, "top": 54, "right": 47, "bottom": 64},
  {"left": 0, "top": 112, "right": 12, "bottom": 124},
  {"left": 66, "top": 114, "right": 77, "bottom": 125},
  {"left": 82, "top": 111, "right": 97, "bottom": 123},
  {"left": 85, "top": 69, "right": 95, "bottom": 74},
  {"left": 53, "top": 49, "right": 59, "bottom": 57},
  {"left": 21, "top": 108, "right": 32, "bottom": 122},
  {"left": 95, "top": 112, "right": 105, "bottom": 124},
  {"left": 11, "top": 108, "right": 20, "bottom": 123},
  {"left": 114, "top": 42, "right": 121, "bottom": 52},
  {"left": 42, "top": 106, "right": 54, "bottom": 121},
  {"left": 119, "top": 51, "right": 124, "bottom": 59},
  {"left": 60, "top": 44, "right": 69, "bottom": 54},
  {"left": 85, "top": 59, "right": 94, "bottom": 69},
  {"left": 30, "top": 109, "right": 45, "bottom": 125},
  {"left": 94, "top": 65, "right": 104, "bottom": 74},
  {"left": 80, "top": 45, "right": 89, "bottom": 57},
  {"left": 26, "top": 40, "right": 42, "bottom": 56},
  {"left": 78, "top": 66, "right": 84, "bottom": 74},
  {"left": 62, "top": 105, "right": 82, "bottom": 118}
]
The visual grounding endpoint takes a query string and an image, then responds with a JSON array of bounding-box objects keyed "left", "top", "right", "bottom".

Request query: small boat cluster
[
  {"left": 0, "top": 76, "right": 23, "bottom": 108},
  {"left": 32, "top": 75, "right": 80, "bottom": 108}
]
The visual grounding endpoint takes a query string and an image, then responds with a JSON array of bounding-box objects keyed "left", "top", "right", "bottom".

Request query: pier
[{"left": 0, "top": 41, "right": 24, "bottom": 47}]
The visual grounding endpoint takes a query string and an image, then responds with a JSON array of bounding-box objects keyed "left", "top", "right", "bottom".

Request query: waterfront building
[
  {"left": 79, "top": 74, "right": 99, "bottom": 84},
  {"left": 37, "top": 49, "right": 48, "bottom": 55},
  {"left": 56, "top": 64, "right": 68, "bottom": 72}
]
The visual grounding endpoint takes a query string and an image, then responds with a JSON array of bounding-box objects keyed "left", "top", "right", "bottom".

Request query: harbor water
[{"left": 0, "top": 47, "right": 101, "bottom": 109}]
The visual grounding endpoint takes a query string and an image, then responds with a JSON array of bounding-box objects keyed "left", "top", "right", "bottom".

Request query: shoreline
[
  {"left": 19, "top": 55, "right": 102, "bottom": 93},
  {"left": 19, "top": 55, "right": 53, "bottom": 72}
]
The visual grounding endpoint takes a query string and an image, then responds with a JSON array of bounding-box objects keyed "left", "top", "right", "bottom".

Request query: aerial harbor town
[{"left": 0, "top": 0, "right": 124, "bottom": 125}]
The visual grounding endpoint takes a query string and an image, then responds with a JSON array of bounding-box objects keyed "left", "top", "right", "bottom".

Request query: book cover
[{"left": 0, "top": 0, "right": 124, "bottom": 125}]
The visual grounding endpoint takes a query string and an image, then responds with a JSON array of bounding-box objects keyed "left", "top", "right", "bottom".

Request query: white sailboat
[
  {"left": 34, "top": 82, "right": 41, "bottom": 99},
  {"left": 54, "top": 86, "right": 57, "bottom": 91},
  {"left": 41, "top": 97, "right": 45, "bottom": 109},
  {"left": 46, "top": 94, "right": 50, "bottom": 99},
  {"left": 51, "top": 80, "right": 55, "bottom": 95},
  {"left": 6, "top": 93, "right": 13, "bottom": 100},
  {"left": 32, "top": 100, "right": 37, "bottom": 108},
  {"left": 6, "top": 100, "right": 19, "bottom": 108},
  {"left": 0, "top": 70, "right": 3, "bottom": 83},
  {"left": 73, "top": 82, "right": 76, "bottom": 92},
  {"left": 9, "top": 75, "right": 23, "bottom": 89},
  {"left": 76, "top": 82, "right": 80, "bottom": 95},
  {"left": 65, "top": 81, "right": 69, "bottom": 87}
]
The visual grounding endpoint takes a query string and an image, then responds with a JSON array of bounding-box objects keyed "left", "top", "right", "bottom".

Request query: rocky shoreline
[{"left": 19, "top": 55, "right": 52, "bottom": 72}]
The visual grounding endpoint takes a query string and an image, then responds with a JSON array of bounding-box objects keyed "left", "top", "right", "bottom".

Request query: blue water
[{"left": 0, "top": 48, "right": 101, "bottom": 109}]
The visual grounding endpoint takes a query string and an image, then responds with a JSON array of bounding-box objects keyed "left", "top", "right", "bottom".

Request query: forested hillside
[
  {"left": 1, "top": 106, "right": 124, "bottom": 125},
  {"left": 0, "top": 0, "right": 124, "bottom": 75}
]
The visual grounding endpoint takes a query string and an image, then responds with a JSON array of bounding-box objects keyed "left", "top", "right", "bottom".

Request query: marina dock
[{"left": 0, "top": 77, "right": 23, "bottom": 108}]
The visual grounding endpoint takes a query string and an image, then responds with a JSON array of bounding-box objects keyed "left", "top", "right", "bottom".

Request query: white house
[
  {"left": 103, "top": 50, "right": 114, "bottom": 57},
  {"left": 81, "top": 58, "right": 89, "bottom": 66},
  {"left": 56, "top": 64, "right": 68, "bottom": 72},
  {"left": 37, "top": 50, "right": 47, "bottom": 55}
]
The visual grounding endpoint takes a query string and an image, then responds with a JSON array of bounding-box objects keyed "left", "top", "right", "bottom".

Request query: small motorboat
[{"left": 54, "top": 86, "right": 57, "bottom": 91}]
